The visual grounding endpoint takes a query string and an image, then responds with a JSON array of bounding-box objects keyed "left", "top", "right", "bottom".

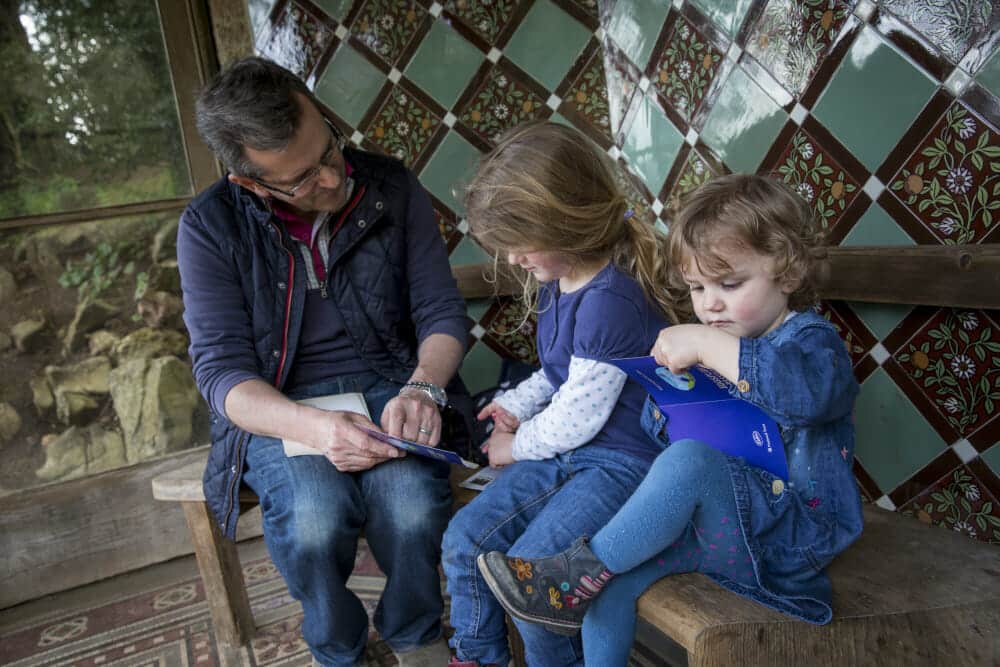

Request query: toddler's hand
[
  {"left": 651, "top": 324, "right": 707, "bottom": 374},
  {"left": 476, "top": 401, "right": 520, "bottom": 433},
  {"left": 484, "top": 431, "right": 516, "bottom": 468}
]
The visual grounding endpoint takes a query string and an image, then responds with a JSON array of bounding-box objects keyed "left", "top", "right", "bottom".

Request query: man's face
[{"left": 234, "top": 93, "right": 350, "bottom": 215}]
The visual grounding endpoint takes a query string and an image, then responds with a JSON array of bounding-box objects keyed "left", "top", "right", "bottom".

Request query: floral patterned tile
[
  {"left": 352, "top": 0, "right": 428, "bottom": 67},
  {"left": 433, "top": 197, "right": 464, "bottom": 253},
  {"left": 651, "top": 14, "right": 725, "bottom": 123},
  {"left": 257, "top": 2, "right": 335, "bottom": 80},
  {"left": 772, "top": 128, "right": 863, "bottom": 231},
  {"left": 890, "top": 309, "right": 1000, "bottom": 445},
  {"left": 819, "top": 301, "right": 879, "bottom": 370},
  {"left": 441, "top": 0, "right": 519, "bottom": 46},
  {"left": 878, "top": 0, "right": 998, "bottom": 69},
  {"left": 615, "top": 162, "right": 656, "bottom": 227},
  {"left": 363, "top": 86, "right": 442, "bottom": 165},
  {"left": 602, "top": 41, "right": 642, "bottom": 139},
  {"left": 480, "top": 297, "right": 539, "bottom": 366},
  {"left": 562, "top": 47, "right": 613, "bottom": 142},
  {"left": 745, "top": 0, "right": 852, "bottom": 97},
  {"left": 899, "top": 464, "right": 1000, "bottom": 544},
  {"left": 457, "top": 64, "right": 550, "bottom": 146},
  {"left": 886, "top": 102, "right": 1000, "bottom": 245},
  {"left": 663, "top": 148, "right": 717, "bottom": 216}
]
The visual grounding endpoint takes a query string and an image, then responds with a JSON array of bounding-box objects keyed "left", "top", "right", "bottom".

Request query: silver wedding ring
[{"left": 418, "top": 426, "right": 431, "bottom": 435}]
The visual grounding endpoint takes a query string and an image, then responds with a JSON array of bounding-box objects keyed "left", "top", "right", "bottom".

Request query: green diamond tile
[
  {"left": 448, "top": 234, "right": 492, "bottom": 266},
  {"left": 840, "top": 202, "right": 917, "bottom": 246},
  {"left": 855, "top": 368, "right": 948, "bottom": 493},
  {"left": 505, "top": 0, "right": 591, "bottom": 90},
  {"left": 977, "top": 47, "right": 1000, "bottom": 98},
  {"left": 466, "top": 298, "right": 494, "bottom": 322},
  {"left": 313, "top": 0, "right": 352, "bottom": 21},
  {"left": 419, "top": 131, "right": 482, "bottom": 214},
  {"left": 622, "top": 94, "right": 684, "bottom": 195},
  {"left": 982, "top": 441, "right": 1000, "bottom": 476},
  {"left": 701, "top": 66, "right": 787, "bottom": 174},
  {"left": 405, "top": 20, "right": 483, "bottom": 109},
  {"left": 689, "top": 0, "right": 754, "bottom": 40},
  {"left": 315, "top": 44, "right": 385, "bottom": 126},
  {"left": 460, "top": 341, "right": 504, "bottom": 394},
  {"left": 606, "top": 0, "right": 671, "bottom": 70},
  {"left": 847, "top": 302, "right": 912, "bottom": 341},
  {"left": 812, "top": 27, "right": 936, "bottom": 173}
]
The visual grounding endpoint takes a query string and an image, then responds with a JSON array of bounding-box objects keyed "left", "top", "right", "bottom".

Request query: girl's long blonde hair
[{"left": 463, "top": 121, "right": 682, "bottom": 324}]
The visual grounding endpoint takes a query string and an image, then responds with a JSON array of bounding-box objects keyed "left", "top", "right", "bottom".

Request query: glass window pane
[
  {"left": 0, "top": 1, "right": 191, "bottom": 219},
  {"left": 0, "top": 210, "right": 209, "bottom": 491}
]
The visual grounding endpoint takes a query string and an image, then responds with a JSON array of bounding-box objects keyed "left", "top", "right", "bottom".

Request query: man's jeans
[
  {"left": 242, "top": 373, "right": 452, "bottom": 666},
  {"left": 442, "top": 446, "right": 650, "bottom": 666}
]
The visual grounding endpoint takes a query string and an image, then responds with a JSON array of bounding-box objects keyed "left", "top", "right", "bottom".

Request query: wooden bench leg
[{"left": 181, "top": 501, "right": 255, "bottom": 649}]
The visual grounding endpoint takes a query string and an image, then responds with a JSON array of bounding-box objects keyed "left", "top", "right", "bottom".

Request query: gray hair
[{"left": 195, "top": 57, "right": 318, "bottom": 178}]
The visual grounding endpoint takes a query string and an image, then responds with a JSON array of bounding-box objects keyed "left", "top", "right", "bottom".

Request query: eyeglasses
[{"left": 254, "top": 117, "right": 347, "bottom": 198}]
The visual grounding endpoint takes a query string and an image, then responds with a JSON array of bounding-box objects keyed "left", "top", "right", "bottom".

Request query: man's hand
[
  {"left": 476, "top": 401, "right": 520, "bottom": 433},
  {"left": 651, "top": 324, "right": 710, "bottom": 373},
  {"left": 313, "top": 410, "right": 403, "bottom": 472},
  {"left": 484, "top": 431, "right": 515, "bottom": 468},
  {"left": 381, "top": 390, "right": 442, "bottom": 445}
]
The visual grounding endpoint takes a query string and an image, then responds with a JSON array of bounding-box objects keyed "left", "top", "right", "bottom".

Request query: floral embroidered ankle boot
[{"left": 476, "top": 537, "right": 613, "bottom": 636}]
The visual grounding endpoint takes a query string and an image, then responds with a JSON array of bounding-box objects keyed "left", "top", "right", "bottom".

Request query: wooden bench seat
[{"left": 633, "top": 504, "right": 1000, "bottom": 665}]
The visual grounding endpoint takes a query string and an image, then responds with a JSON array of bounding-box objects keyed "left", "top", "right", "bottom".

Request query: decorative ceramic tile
[
  {"left": 812, "top": 27, "right": 937, "bottom": 172},
  {"left": 363, "top": 86, "right": 441, "bottom": 165},
  {"left": 605, "top": 0, "right": 672, "bottom": 70},
  {"left": 622, "top": 93, "right": 684, "bottom": 195},
  {"left": 480, "top": 297, "right": 540, "bottom": 367},
  {"left": 886, "top": 102, "right": 1000, "bottom": 245},
  {"left": 773, "top": 128, "right": 862, "bottom": 230},
  {"left": 840, "top": 202, "right": 917, "bottom": 246},
  {"left": 745, "top": 0, "right": 852, "bottom": 96},
  {"left": 819, "top": 301, "right": 879, "bottom": 370},
  {"left": 977, "top": 47, "right": 1000, "bottom": 99},
  {"left": 900, "top": 464, "right": 1000, "bottom": 544},
  {"left": 313, "top": 0, "right": 353, "bottom": 22},
  {"left": 433, "top": 198, "right": 463, "bottom": 253},
  {"left": 505, "top": 0, "right": 592, "bottom": 90},
  {"left": 458, "top": 66, "right": 550, "bottom": 146},
  {"left": 854, "top": 367, "right": 948, "bottom": 494},
  {"left": 459, "top": 341, "right": 504, "bottom": 394},
  {"left": 315, "top": 44, "right": 387, "bottom": 125},
  {"left": 562, "top": 48, "right": 613, "bottom": 140},
  {"left": 441, "top": 0, "right": 519, "bottom": 45},
  {"left": 849, "top": 301, "right": 913, "bottom": 342},
  {"left": 405, "top": 20, "right": 484, "bottom": 109},
  {"left": 615, "top": 164, "right": 657, "bottom": 227},
  {"left": 688, "top": 0, "right": 755, "bottom": 40},
  {"left": 891, "top": 309, "right": 1000, "bottom": 443},
  {"left": 257, "top": 2, "right": 335, "bottom": 81},
  {"left": 568, "top": 0, "right": 599, "bottom": 22},
  {"left": 664, "top": 148, "right": 717, "bottom": 214},
  {"left": 701, "top": 65, "right": 788, "bottom": 173},
  {"left": 418, "top": 131, "right": 482, "bottom": 214},
  {"left": 651, "top": 14, "right": 725, "bottom": 123},
  {"left": 352, "top": 0, "right": 427, "bottom": 67},
  {"left": 603, "top": 42, "right": 643, "bottom": 136},
  {"left": 879, "top": 0, "right": 997, "bottom": 68}
]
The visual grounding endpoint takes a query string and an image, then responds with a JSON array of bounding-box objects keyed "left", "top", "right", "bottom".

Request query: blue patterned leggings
[{"left": 582, "top": 439, "right": 757, "bottom": 666}]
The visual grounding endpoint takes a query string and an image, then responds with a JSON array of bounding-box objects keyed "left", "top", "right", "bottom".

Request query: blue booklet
[
  {"left": 360, "top": 426, "right": 479, "bottom": 468},
  {"left": 610, "top": 356, "right": 788, "bottom": 479}
]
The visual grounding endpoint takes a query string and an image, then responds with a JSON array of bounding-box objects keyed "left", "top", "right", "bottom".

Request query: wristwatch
[{"left": 401, "top": 381, "right": 448, "bottom": 408}]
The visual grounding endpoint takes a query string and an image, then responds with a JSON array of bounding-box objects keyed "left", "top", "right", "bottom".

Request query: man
[{"left": 177, "top": 57, "right": 468, "bottom": 666}]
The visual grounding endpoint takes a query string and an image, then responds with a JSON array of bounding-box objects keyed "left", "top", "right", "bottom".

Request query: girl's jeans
[
  {"left": 442, "top": 446, "right": 650, "bottom": 666},
  {"left": 242, "top": 373, "right": 452, "bottom": 667},
  {"left": 582, "top": 439, "right": 756, "bottom": 665}
]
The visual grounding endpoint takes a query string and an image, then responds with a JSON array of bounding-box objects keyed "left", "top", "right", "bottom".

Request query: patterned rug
[{"left": 0, "top": 539, "right": 418, "bottom": 666}]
